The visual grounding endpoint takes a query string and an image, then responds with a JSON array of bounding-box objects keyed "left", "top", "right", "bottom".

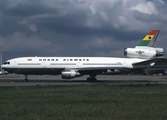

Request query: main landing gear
[
  {"left": 24, "top": 75, "right": 28, "bottom": 82},
  {"left": 87, "top": 74, "right": 97, "bottom": 82}
]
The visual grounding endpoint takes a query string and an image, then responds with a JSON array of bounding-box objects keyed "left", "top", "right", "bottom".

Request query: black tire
[
  {"left": 93, "top": 78, "right": 97, "bottom": 82},
  {"left": 87, "top": 77, "right": 97, "bottom": 82},
  {"left": 87, "top": 77, "right": 91, "bottom": 82}
]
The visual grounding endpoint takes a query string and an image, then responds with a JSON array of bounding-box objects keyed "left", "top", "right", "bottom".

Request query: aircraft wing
[
  {"left": 79, "top": 67, "right": 123, "bottom": 71},
  {"left": 145, "top": 67, "right": 167, "bottom": 70},
  {"left": 133, "top": 57, "right": 167, "bottom": 68}
]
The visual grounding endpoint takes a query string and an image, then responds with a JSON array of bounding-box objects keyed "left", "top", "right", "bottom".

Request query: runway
[{"left": 1, "top": 74, "right": 167, "bottom": 86}]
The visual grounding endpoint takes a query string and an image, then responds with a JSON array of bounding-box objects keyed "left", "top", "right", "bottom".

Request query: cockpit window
[{"left": 3, "top": 62, "right": 10, "bottom": 65}]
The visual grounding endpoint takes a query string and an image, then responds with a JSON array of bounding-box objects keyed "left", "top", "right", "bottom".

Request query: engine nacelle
[
  {"left": 155, "top": 48, "right": 164, "bottom": 56},
  {"left": 61, "top": 70, "right": 81, "bottom": 79},
  {"left": 124, "top": 47, "right": 164, "bottom": 59},
  {"left": 107, "top": 69, "right": 120, "bottom": 73}
]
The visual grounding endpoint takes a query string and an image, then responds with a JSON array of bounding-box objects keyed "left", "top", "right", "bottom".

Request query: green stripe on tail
[{"left": 137, "top": 40, "right": 151, "bottom": 46}]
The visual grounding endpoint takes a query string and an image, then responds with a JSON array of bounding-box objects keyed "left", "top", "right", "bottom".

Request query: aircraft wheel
[
  {"left": 24, "top": 75, "right": 28, "bottom": 82},
  {"left": 93, "top": 78, "right": 97, "bottom": 82},
  {"left": 87, "top": 77, "right": 91, "bottom": 82},
  {"left": 24, "top": 79, "right": 28, "bottom": 82},
  {"left": 87, "top": 77, "right": 97, "bottom": 82}
]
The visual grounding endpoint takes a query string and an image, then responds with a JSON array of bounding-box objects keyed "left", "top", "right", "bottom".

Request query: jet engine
[
  {"left": 107, "top": 69, "right": 120, "bottom": 73},
  {"left": 124, "top": 47, "right": 164, "bottom": 59},
  {"left": 61, "top": 70, "right": 81, "bottom": 79}
]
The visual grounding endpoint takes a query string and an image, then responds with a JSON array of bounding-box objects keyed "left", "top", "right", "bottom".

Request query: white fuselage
[
  {"left": 2, "top": 57, "right": 146, "bottom": 68},
  {"left": 1, "top": 57, "right": 146, "bottom": 74}
]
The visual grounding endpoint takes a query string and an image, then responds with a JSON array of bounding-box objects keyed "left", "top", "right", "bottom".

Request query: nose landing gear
[{"left": 24, "top": 75, "right": 28, "bottom": 82}]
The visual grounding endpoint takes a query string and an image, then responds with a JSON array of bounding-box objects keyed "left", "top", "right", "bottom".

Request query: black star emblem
[
  {"left": 139, "top": 50, "right": 142, "bottom": 54},
  {"left": 148, "top": 36, "right": 152, "bottom": 39}
]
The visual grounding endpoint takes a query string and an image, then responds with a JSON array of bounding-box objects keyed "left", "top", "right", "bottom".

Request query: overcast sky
[{"left": 0, "top": 0, "right": 167, "bottom": 62}]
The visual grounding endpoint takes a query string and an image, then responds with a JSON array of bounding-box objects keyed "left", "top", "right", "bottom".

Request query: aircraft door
[
  {"left": 77, "top": 62, "right": 82, "bottom": 68},
  {"left": 123, "top": 61, "right": 127, "bottom": 68},
  {"left": 42, "top": 62, "right": 46, "bottom": 68},
  {"left": 11, "top": 60, "right": 17, "bottom": 68},
  {"left": 123, "top": 61, "right": 133, "bottom": 68}
]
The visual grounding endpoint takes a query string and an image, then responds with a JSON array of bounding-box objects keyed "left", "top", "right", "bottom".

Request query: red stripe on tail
[{"left": 148, "top": 29, "right": 157, "bottom": 35}]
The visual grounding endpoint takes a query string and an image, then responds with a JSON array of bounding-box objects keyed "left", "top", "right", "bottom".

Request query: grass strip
[{"left": 0, "top": 84, "right": 167, "bottom": 120}]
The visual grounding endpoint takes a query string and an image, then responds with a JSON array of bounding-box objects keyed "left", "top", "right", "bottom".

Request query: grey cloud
[
  {"left": 5, "top": 0, "right": 58, "bottom": 17},
  {"left": 29, "top": 24, "right": 37, "bottom": 32}
]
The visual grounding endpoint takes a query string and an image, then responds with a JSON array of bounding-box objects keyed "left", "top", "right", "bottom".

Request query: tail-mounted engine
[
  {"left": 124, "top": 47, "right": 164, "bottom": 59},
  {"left": 61, "top": 70, "right": 81, "bottom": 79}
]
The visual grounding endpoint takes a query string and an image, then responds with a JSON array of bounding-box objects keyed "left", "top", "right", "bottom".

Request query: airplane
[{"left": 1, "top": 29, "right": 166, "bottom": 82}]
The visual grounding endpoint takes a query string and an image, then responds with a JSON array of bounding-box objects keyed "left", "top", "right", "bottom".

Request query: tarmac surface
[{"left": 1, "top": 74, "right": 167, "bottom": 86}]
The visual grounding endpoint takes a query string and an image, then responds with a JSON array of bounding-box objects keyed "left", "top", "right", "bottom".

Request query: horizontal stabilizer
[{"left": 133, "top": 57, "right": 166, "bottom": 68}]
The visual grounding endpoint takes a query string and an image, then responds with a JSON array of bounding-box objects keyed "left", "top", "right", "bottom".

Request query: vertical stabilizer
[{"left": 136, "top": 29, "right": 160, "bottom": 47}]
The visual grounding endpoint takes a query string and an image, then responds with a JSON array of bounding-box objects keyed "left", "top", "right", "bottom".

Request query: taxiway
[{"left": 0, "top": 74, "right": 167, "bottom": 86}]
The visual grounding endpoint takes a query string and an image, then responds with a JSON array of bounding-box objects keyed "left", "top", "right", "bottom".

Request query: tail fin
[{"left": 136, "top": 29, "right": 160, "bottom": 47}]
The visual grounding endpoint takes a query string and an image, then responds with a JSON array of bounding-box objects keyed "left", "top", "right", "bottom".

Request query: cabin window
[{"left": 3, "top": 62, "right": 10, "bottom": 65}]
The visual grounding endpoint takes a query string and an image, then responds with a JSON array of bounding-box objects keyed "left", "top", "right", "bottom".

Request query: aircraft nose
[
  {"left": 1, "top": 64, "right": 4, "bottom": 68},
  {"left": 1, "top": 64, "right": 6, "bottom": 69}
]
